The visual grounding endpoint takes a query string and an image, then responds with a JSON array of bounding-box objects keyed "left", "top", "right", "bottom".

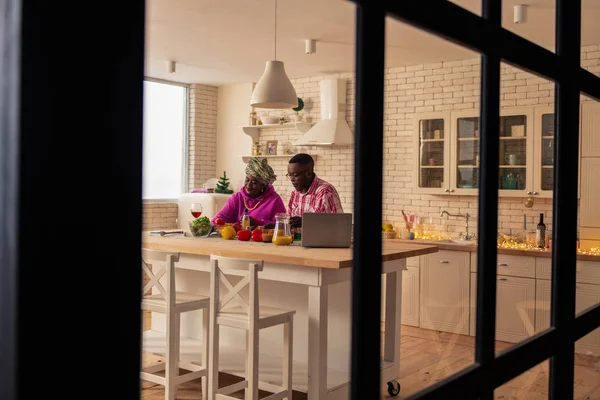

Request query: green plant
[
  {"left": 215, "top": 171, "right": 234, "bottom": 194},
  {"left": 292, "top": 97, "right": 304, "bottom": 114}
]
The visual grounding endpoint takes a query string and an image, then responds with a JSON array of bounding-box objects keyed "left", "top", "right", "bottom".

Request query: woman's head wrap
[{"left": 245, "top": 157, "right": 277, "bottom": 185}]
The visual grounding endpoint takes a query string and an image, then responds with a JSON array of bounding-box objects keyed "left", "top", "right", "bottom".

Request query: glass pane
[
  {"left": 419, "top": 118, "right": 445, "bottom": 189},
  {"left": 499, "top": 115, "right": 527, "bottom": 190},
  {"left": 494, "top": 360, "right": 549, "bottom": 399},
  {"left": 457, "top": 117, "right": 479, "bottom": 189},
  {"left": 541, "top": 113, "right": 555, "bottom": 191}
]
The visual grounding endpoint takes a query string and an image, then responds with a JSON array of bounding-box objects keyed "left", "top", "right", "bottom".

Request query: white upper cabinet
[
  {"left": 413, "top": 112, "right": 451, "bottom": 194},
  {"left": 581, "top": 101, "right": 600, "bottom": 157}
]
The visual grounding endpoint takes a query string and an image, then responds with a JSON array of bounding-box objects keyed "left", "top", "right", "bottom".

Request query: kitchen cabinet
[
  {"left": 535, "top": 278, "right": 600, "bottom": 356},
  {"left": 413, "top": 112, "right": 451, "bottom": 194},
  {"left": 450, "top": 107, "right": 534, "bottom": 197},
  {"left": 469, "top": 273, "right": 536, "bottom": 343},
  {"left": 581, "top": 101, "right": 600, "bottom": 157},
  {"left": 420, "top": 250, "right": 470, "bottom": 334},
  {"left": 401, "top": 266, "right": 420, "bottom": 327},
  {"left": 470, "top": 252, "right": 536, "bottom": 278},
  {"left": 580, "top": 158, "right": 600, "bottom": 228},
  {"left": 382, "top": 256, "right": 420, "bottom": 327},
  {"left": 414, "top": 107, "right": 536, "bottom": 197},
  {"left": 533, "top": 106, "right": 555, "bottom": 198}
]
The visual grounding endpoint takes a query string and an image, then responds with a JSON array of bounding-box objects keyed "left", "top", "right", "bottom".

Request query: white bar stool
[
  {"left": 141, "top": 249, "right": 210, "bottom": 400},
  {"left": 207, "top": 255, "right": 295, "bottom": 400}
]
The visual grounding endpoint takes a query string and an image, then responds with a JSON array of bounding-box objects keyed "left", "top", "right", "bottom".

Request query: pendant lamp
[{"left": 250, "top": 0, "right": 298, "bottom": 109}]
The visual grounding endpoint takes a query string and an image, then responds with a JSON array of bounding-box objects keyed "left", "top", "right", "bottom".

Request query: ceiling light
[
  {"left": 305, "top": 39, "right": 317, "bottom": 55},
  {"left": 250, "top": 0, "right": 297, "bottom": 109},
  {"left": 514, "top": 5, "right": 527, "bottom": 24}
]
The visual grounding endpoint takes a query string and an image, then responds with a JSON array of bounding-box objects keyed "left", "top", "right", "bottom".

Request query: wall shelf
[
  {"left": 241, "top": 122, "right": 313, "bottom": 143},
  {"left": 240, "top": 154, "right": 317, "bottom": 163}
]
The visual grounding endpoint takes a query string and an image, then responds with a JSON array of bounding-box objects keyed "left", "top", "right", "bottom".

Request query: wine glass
[{"left": 190, "top": 203, "right": 203, "bottom": 219}]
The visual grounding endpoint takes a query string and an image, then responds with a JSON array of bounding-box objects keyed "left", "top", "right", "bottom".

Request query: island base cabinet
[
  {"left": 469, "top": 273, "right": 536, "bottom": 343},
  {"left": 401, "top": 266, "right": 420, "bottom": 327},
  {"left": 536, "top": 279, "right": 600, "bottom": 356},
  {"left": 420, "top": 251, "right": 470, "bottom": 335}
]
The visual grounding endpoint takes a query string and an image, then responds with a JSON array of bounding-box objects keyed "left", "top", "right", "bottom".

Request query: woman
[{"left": 211, "top": 157, "right": 286, "bottom": 227}]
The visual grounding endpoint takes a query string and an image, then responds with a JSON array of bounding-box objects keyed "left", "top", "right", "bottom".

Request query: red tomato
[
  {"left": 214, "top": 217, "right": 225, "bottom": 225},
  {"left": 233, "top": 222, "right": 242, "bottom": 232},
  {"left": 237, "top": 229, "right": 251, "bottom": 241},
  {"left": 251, "top": 229, "right": 263, "bottom": 242}
]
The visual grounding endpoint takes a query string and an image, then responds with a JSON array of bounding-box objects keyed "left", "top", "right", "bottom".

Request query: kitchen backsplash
[{"left": 253, "top": 44, "right": 599, "bottom": 237}]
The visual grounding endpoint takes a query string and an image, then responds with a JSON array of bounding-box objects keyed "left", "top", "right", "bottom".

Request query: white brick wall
[
  {"left": 250, "top": 44, "right": 599, "bottom": 237},
  {"left": 189, "top": 84, "right": 218, "bottom": 189}
]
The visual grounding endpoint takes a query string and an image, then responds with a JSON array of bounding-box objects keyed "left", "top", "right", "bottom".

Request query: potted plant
[{"left": 292, "top": 97, "right": 304, "bottom": 122}]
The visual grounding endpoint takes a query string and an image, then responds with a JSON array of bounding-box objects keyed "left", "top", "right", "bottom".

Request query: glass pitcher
[{"left": 272, "top": 213, "right": 293, "bottom": 246}]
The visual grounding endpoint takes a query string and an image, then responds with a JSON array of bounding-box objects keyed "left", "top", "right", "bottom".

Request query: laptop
[{"left": 301, "top": 212, "right": 353, "bottom": 248}]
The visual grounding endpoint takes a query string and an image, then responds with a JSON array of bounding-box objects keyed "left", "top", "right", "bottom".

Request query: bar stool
[
  {"left": 141, "top": 249, "right": 210, "bottom": 400},
  {"left": 207, "top": 255, "right": 295, "bottom": 400}
]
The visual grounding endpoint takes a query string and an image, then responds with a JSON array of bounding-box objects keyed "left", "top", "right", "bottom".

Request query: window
[{"left": 142, "top": 79, "right": 188, "bottom": 199}]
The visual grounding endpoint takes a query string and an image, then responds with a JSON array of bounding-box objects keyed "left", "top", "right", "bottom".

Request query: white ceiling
[{"left": 144, "top": 0, "right": 600, "bottom": 86}]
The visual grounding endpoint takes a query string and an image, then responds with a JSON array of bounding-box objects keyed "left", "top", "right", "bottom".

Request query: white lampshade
[{"left": 250, "top": 61, "right": 298, "bottom": 109}]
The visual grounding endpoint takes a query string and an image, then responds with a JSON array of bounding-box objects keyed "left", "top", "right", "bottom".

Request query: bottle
[
  {"left": 241, "top": 208, "right": 251, "bottom": 230},
  {"left": 536, "top": 213, "right": 546, "bottom": 248},
  {"left": 249, "top": 111, "right": 257, "bottom": 126}
]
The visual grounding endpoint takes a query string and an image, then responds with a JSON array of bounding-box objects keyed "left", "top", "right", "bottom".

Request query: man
[{"left": 286, "top": 153, "right": 343, "bottom": 228}]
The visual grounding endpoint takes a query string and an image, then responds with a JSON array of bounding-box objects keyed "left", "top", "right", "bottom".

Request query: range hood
[{"left": 294, "top": 79, "right": 354, "bottom": 146}]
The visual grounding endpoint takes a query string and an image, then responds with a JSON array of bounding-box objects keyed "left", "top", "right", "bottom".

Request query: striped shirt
[{"left": 287, "top": 175, "right": 344, "bottom": 217}]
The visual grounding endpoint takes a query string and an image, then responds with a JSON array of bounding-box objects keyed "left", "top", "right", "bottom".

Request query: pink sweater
[{"left": 211, "top": 184, "right": 286, "bottom": 227}]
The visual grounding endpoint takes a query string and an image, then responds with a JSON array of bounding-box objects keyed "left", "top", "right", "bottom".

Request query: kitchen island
[{"left": 141, "top": 233, "right": 438, "bottom": 400}]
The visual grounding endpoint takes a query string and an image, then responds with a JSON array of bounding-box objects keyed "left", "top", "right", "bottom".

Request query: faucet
[{"left": 440, "top": 210, "right": 476, "bottom": 241}]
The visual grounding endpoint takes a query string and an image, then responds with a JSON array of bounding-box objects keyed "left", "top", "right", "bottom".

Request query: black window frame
[{"left": 349, "top": 1, "right": 600, "bottom": 399}]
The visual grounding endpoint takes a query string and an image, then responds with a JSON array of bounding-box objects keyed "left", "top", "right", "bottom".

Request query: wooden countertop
[
  {"left": 391, "top": 239, "right": 600, "bottom": 262},
  {"left": 142, "top": 233, "right": 439, "bottom": 269}
]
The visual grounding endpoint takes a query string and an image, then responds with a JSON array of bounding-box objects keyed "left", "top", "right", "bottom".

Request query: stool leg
[
  {"left": 165, "top": 312, "right": 180, "bottom": 400},
  {"left": 283, "top": 318, "right": 293, "bottom": 400},
  {"left": 208, "top": 316, "right": 219, "bottom": 400},
  {"left": 202, "top": 308, "right": 209, "bottom": 400},
  {"left": 247, "top": 327, "right": 259, "bottom": 400}
]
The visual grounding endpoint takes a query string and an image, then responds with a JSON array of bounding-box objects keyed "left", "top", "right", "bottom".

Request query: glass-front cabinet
[
  {"left": 414, "top": 112, "right": 451, "bottom": 194},
  {"left": 449, "top": 108, "right": 534, "bottom": 197},
  {"left": 533, "top": 106, "right": 555, "bottom": 198},
  {"left": 414, "top": 108, "right": 536, "bottom": 197}
]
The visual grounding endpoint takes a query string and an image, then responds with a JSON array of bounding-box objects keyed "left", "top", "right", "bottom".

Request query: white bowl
[{"left": 261, "top": 116, "right": 279, "bottom": 125}]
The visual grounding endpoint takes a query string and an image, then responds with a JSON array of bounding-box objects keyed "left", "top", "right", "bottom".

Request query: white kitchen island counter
[{"left": 141, "top": 233, "right": 438, "bottom": 400}]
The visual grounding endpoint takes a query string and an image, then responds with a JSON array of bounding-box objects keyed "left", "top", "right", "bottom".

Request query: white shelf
[
  {"left": 242, "top": 122, "right": 313, "bottom": 143},
  {"left": 240, "top": 154, "right": 295, "bottom": 163},
  {"left": 542, "top": 165, "right": 554, "bottom": 168},
  {"left": 143, "top": 329, "right": 349, "bottom": 394},
  {"left": 499, "top": 136, "right": 526, "bottom": 140},
  {"left": 420, "top": 165, "right": 444, "bottom": 169},
  {"left": 499, "top": 165, "right": 526, "bottom": 168},
  {"left": 458, "top": 137, "right": 479, "bottom": 141},
  {"left": 421, "top": 138, "right": 444, "bottom": 142},
  {"left": 458, "top": 165, "right": 479, "bottom": 168}
]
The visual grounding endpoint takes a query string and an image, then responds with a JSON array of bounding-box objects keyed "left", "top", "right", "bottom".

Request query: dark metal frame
[{"left": 350, "top": 0, "right": 600, "bottom": 399}]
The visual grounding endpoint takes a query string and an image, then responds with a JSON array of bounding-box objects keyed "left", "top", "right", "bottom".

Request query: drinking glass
[{"left": 190, "top": 203, "right": 203, "bottom": 219}]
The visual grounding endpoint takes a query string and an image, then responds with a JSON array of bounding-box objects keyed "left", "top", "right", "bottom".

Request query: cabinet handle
[
  {"left": 527, "top": 191, "right": 532, "bottom": 195},
  {"left": 498, "top": 263, "right": 509, "bottom": 267},
  {"left": 440, "top": 260, "right": 450, "bottom": 264},
  {"left": 449, "top": 189, "right": 455, "bottom": 192},
  {"left": 444, "top": 189, "right": 450, "bottom": 193},
  {"left": 533, "top": 191, "right": 539, "bottom": 195},
  {"left": 498, "top": 278, "right": 508, "bottom": 281}
]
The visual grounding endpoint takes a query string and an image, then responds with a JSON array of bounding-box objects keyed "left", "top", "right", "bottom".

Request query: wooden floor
[{"left": 141, "top": 325, "right": 600, "bottom": 399}]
